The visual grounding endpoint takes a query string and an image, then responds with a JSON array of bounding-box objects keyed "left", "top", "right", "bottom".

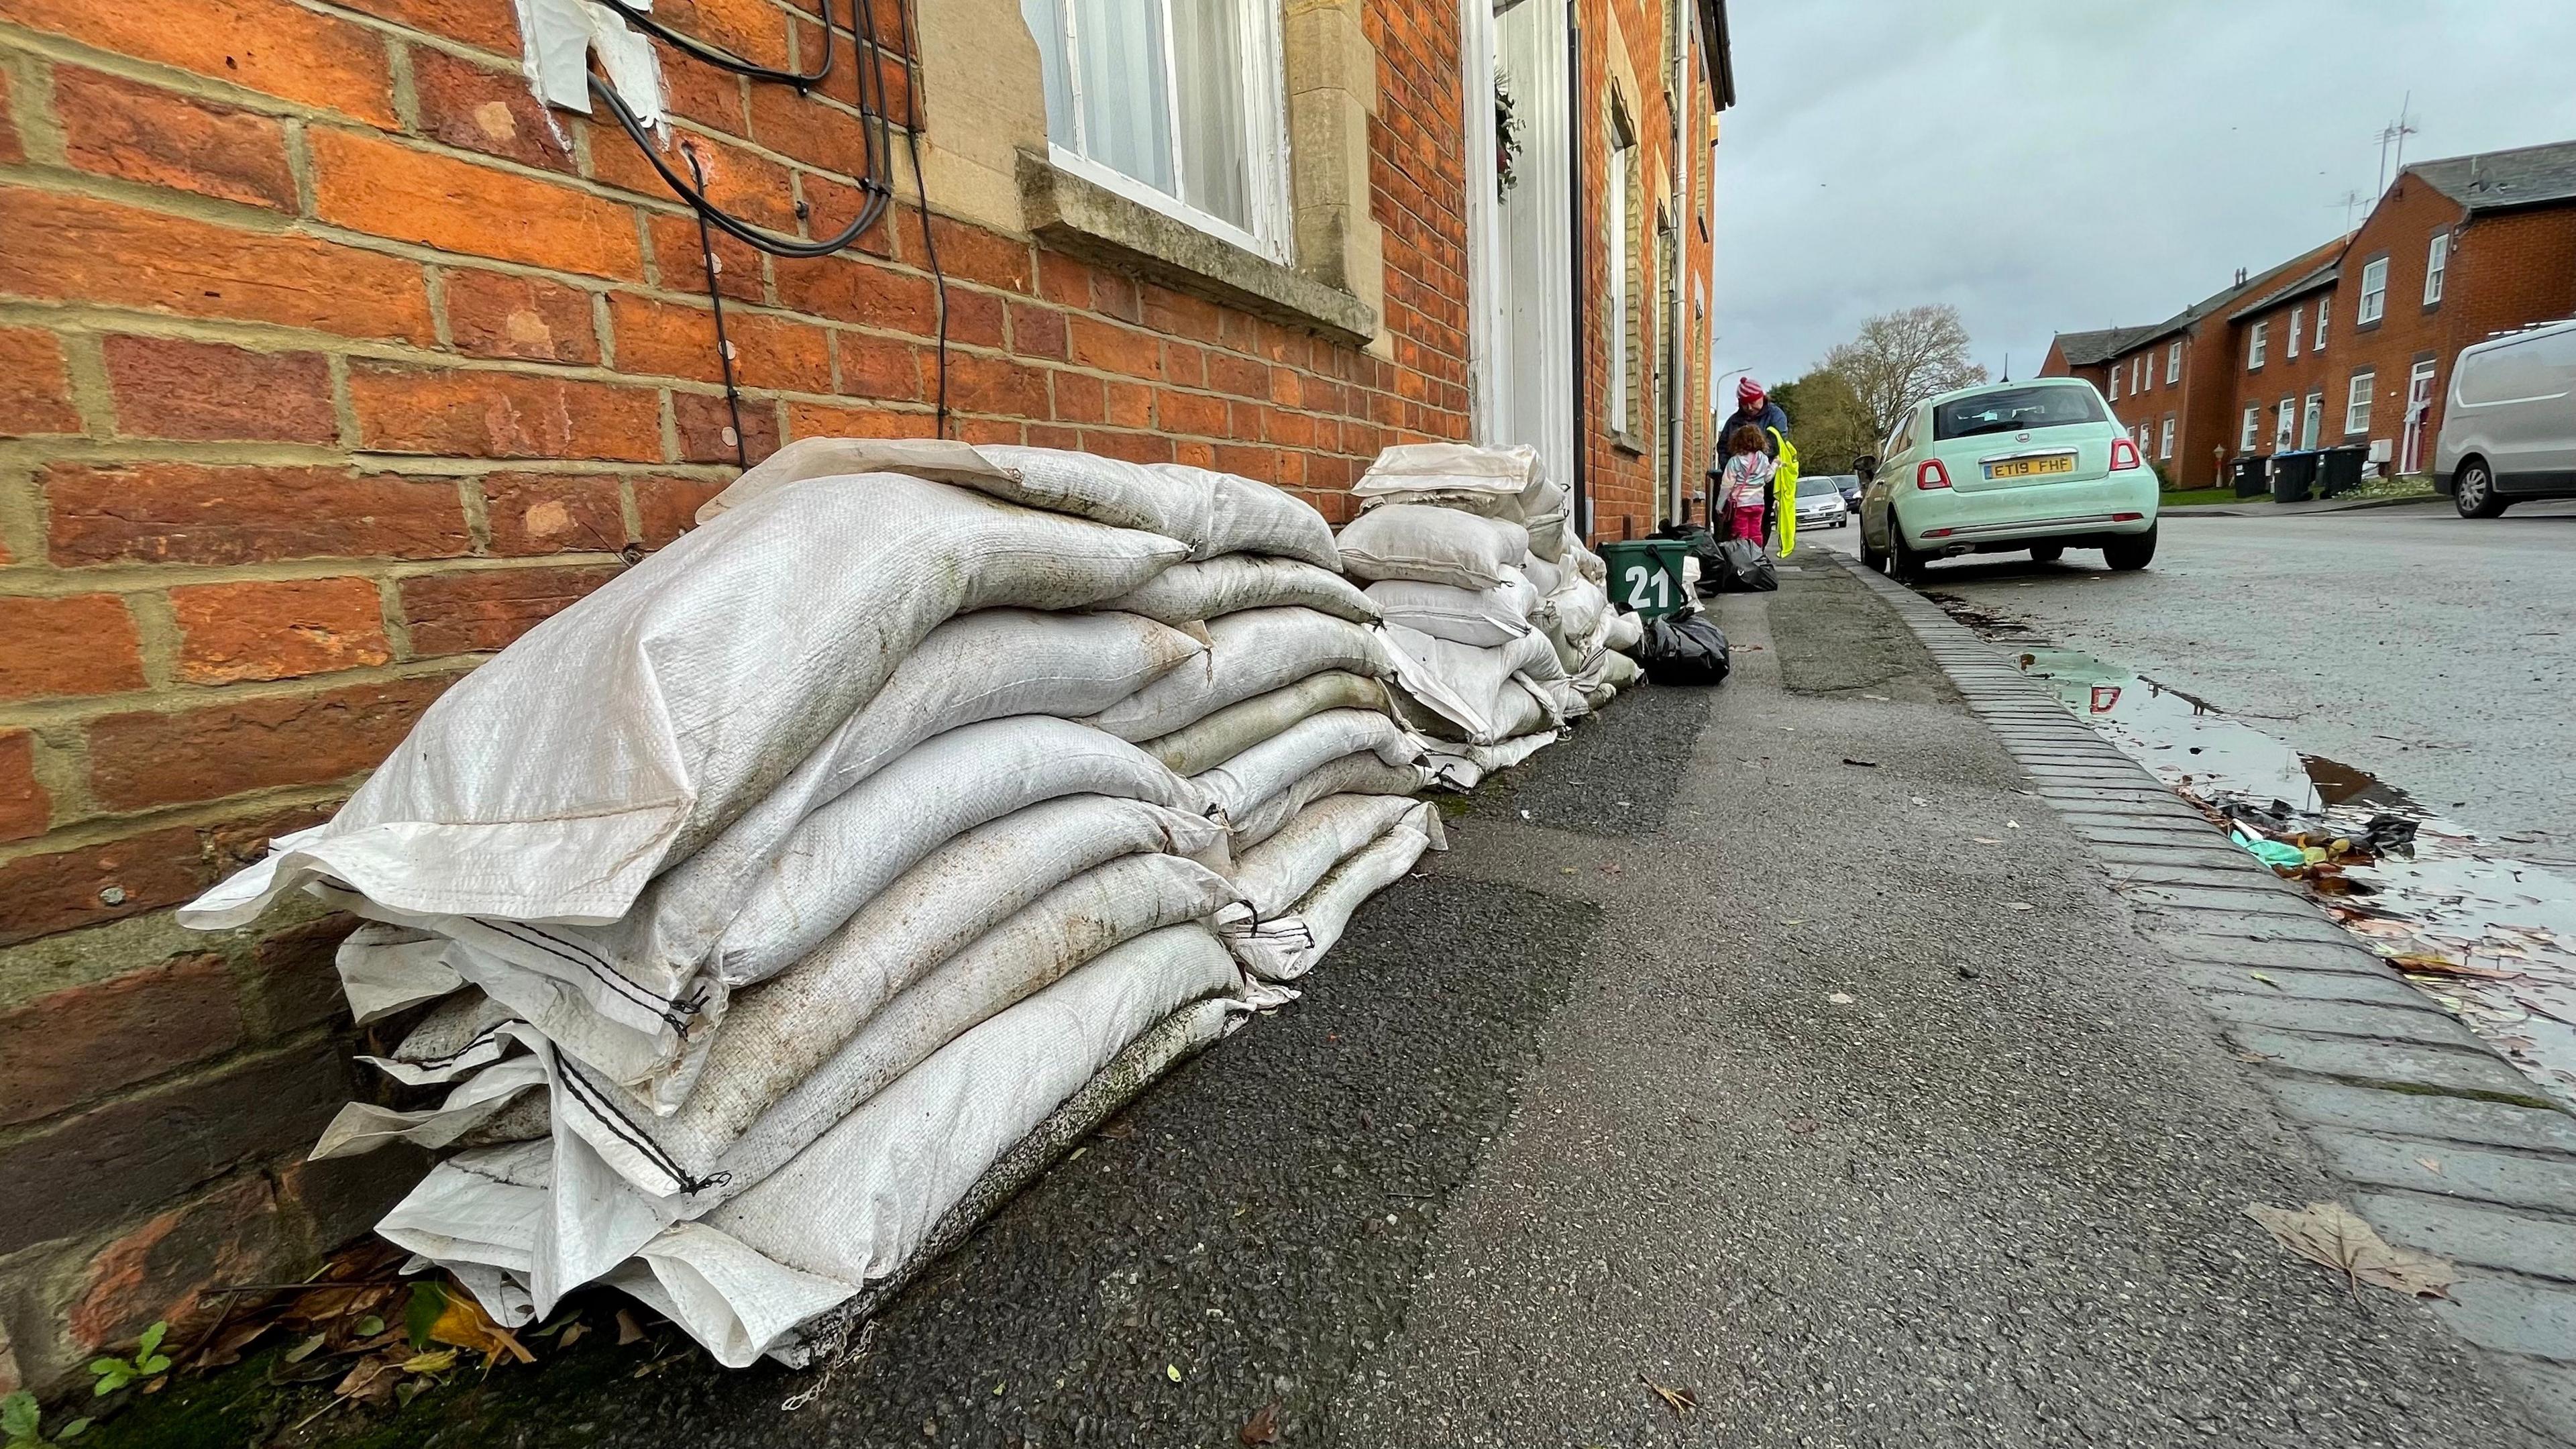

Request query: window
[
  {"left": 2133, "top": 356, "right": 2147, "bottom": 393},
  {"left": 2159, "top": 415, "right": 2175, "bottom": 460},
  {"left": 1024, "top": 0, "right": 1291, "bottom": 259},
  {"left": 2274, "top": 396, "right": 2295, "bottom": 450},
  {"left": 2346, "top": 369, "right": 2375, "bottom": 433},
  {"left": 2248, "top": 320, "right": 2267, "bottom": 370},
  {"left": 2313, "top": 297, "right": 2328, "bottom": 352},
  {"left": 2358, "top": 256, "right": 2388, "bottom": 325},
  {"left": 2287, "top": 306, "right": 2302, "bottom": 359},
  {"left": 1931, "top": 383, "right": 2106, "bottom": 440},
  {"left": 2300, "top": 391, "right": 2322, "bottom": 449},
  {"left": 2166, "top": 341, "right": 2182, "bottom": 384},
  {"left": 2424, "top": 233, "right": 2449, "bottom": 305},
  {"left": 2106, "top": 364, "right": 2119, "bottom": 400},
  {"left": 2241, "top": 405, "right": 2260, "bottom": 451},
  {"left": 1605, "top": 104, "right": 1640, "bottom": 433}
]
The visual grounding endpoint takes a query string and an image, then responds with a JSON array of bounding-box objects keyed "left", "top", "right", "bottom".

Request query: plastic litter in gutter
[{"left": 2012, "top": 647, "right": 2576, "bottom": 1107}]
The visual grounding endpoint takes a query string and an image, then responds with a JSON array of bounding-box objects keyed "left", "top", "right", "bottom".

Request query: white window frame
[
  {"left": 2241, "top": 406, "right": 2260, "bottom": 451},
  {"left": 2424, "top": 232, "right": 2449, "bottom": 305},
  {"left": 2133, "top": 356, "right": 2146, "bottom": 393},
  {"left": 2346, "top": 370, "right": 2375, "bottom": 434},
  {"left": 2274, "top": 396, "right": 2295, "bottom": 450},
  {"left": 2312, "top": 297, "right": 2328, "bottom": 352},
  {"left": 2358, "top": 257, "right": 2388, "bottom": 325},
  {"left": 2248, "top": 319, "right": 2267, "bottom": 370},
  {"left": 2165, "top": 340, "right": 2181, "bottom": 384},
  {"left": 2106, "top": 364, "right": 2119, "bottom": 400},
  {"left": 2159, "top": 415, "right": 2175, "bottom": 460},
  {"left": 1031, "top": 0, "right": 1294, "bottom": 264},
  {"left": 2286, "top": 305, "right": 2302, "bottom": 359},
  {"left": 1605, "top": 112, "right": 1635, "bottom": 432}
]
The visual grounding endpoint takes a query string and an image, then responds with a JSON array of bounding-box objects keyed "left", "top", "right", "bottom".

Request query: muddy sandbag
[
  {"left": 1193, "top": 708, "right": 1423, "bottom": 824},
  {"left": 1138, "top": 671, "right": 1389, "bottom": 777},
  {"left": 183, "top": 477, "right": 1188, "bottom": 931},
  {"left": 1353, "top": 443, "right": 1554, "bottom": 521},
  {"left": 1228, "top": 752, "right": 1429, "bottom": 849},
  {"left": 1640, "top": 613, "right": 1731, "bottom": 686},
  {"left": 1335, "top": 505, "right": 1531, "bottom": 590},
  {"left": 1379, "top": 623, "right": 1564, "bottom": 745},
  {"left": 1097, "top": 555, "right": 1377, "bottom": 626},
  {"left": 1085, "top": 607, "right": 1391, "bottom": 743},
  {"left": 1257, "top": 806, "right": 1441, "bottom": 981},
  {"left": 1232, "top": 794, "right": 1428, "bottom": 917}
]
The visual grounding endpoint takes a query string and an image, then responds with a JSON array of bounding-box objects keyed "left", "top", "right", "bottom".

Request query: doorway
[{"left": 1487, "top": 0, "right": 1574, "bottom": 499}]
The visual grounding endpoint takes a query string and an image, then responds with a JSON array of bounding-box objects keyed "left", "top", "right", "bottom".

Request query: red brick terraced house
[
  {"left": 0, "top": 0, "right": 1735, "bottom": 1393},
  {"left": 2044, "top": 138, "right": 2576, "bottom": 492}
]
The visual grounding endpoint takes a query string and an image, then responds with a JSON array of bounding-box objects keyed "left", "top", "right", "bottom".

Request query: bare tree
[{"left": 1822, "top": 305, "right": 1989, "bottom": 446}]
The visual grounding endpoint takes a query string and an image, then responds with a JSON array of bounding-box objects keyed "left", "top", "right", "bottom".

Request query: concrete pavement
[{"left": 116, "top": 549, "right": 2566, "bottom": 1447}]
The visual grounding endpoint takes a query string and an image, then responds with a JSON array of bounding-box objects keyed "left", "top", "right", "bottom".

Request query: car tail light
[
  {"left": 2112, "top": 511, "right": 2143, "bottom": 522},
  {"left": 2110, "top": 437, "right": 2143, "bottom": 471},
  {"left": 1923, "top": 527, "right": 1954, "bottom": 539},
  {"left": 1915, "top": 460, "right": 1952, "bottom": 490}
]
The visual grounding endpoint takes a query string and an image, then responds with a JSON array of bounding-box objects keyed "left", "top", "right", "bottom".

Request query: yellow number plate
[{"left": 1989, "top": 455, "right": 2076, "bottom": 480}]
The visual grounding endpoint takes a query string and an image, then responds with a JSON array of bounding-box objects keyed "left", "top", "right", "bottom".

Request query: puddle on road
[{"left": 2007, "top": 644, "right": 2576, "bottom": 1106}]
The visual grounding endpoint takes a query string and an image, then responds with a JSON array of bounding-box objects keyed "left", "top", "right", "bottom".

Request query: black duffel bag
[{"left": 1640, "top": 612, "right": 1731, "bottom": 686}]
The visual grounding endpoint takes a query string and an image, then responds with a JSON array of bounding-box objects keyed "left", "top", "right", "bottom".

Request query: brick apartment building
[
  {"left": 0, "top": 0, "right": 1734, "bottom": 1392},
  {"left": 2043, "top": 139, "right": 2576, "bottom": 491}
]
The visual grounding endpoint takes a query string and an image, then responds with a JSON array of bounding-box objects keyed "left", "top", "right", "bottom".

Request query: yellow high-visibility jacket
[{"left": 1768, "top": 427, "right": 1801, "bottom": 555}]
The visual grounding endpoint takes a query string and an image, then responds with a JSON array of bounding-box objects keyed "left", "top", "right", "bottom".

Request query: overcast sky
[{"left": 1709, "top": 1, "right": 2576, "bottom": 394}]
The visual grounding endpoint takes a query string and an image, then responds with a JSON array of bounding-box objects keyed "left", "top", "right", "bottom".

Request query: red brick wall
[
  {"left": 0, "top": 0, "right": 1509, "bottom": 1391},
  {"left": 1576, "top": 0, "right": 1679, "bottom": 540},
  {"left": 2318, "top": 175, "right": 2471, "bottom": 462}
]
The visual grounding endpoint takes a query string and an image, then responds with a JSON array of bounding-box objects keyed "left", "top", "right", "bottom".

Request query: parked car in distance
[
  {"left": 1793, "top": 474, "right": 1849, "bottom": 529},
  {"left": 2434, "top": 316, "right": 2576, "bottom": 518},
  {"left": 1813, "top": 473, "right": 1863, "bottom": 516},
  {"left": 1856, "top": 378, "right": 2158, "bottom": 582}
]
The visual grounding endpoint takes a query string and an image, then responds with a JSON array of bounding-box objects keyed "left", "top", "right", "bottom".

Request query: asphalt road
[
  {"left": 165, "top": 553, "right": 2534, "bottom": 1449},
  {"left": 1812, "top": 500, "right": 2576, "bottom": 861}
]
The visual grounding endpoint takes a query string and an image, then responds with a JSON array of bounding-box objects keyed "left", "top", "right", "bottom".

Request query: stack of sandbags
[
  {"left": 1335, "top": 443, "right": 1638, "bottom": 788},
  {"left": 174, "top": 440, "right": 1436, "bottom": 1368}
]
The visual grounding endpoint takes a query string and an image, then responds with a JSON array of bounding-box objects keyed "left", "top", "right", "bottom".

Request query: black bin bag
[
  {"left": 1711, "top": 537, "right": 1777, "bottom": 592},
  {"left": 1640, "top": 613, "right": 1730, "bottom": 686}
]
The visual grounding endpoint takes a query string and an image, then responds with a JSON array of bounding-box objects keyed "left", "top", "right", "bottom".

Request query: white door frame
[
  {"left": 1491, "top": 0, "right": 1574, "bottom": 497},
  {"left": 2401, "top": 358, "right": 2438, "bottom": 474},
  {"left": 1460, "top": 0, "right": 1505, "bottom": 443}
]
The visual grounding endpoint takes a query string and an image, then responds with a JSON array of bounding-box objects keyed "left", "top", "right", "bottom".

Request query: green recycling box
[{"left": 1599, "top": 539, "right": 1691, "bottom": 621}]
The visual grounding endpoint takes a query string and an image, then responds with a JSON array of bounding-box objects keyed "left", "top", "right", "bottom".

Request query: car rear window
[
  {"left": 1795, "top": 476, "right": 1840, "bottom": 496},
  {"left": 1933, "top": 386, "right": 2106, "bottom": 441}
]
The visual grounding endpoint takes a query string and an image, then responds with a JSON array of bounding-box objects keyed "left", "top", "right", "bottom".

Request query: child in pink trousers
[{"left": 1719, "top": 423, "right": 1774, "bottom": 544}]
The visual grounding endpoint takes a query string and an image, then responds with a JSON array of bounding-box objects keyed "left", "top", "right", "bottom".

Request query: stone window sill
[
  {"left": 1017, "top": 151, "right": 1377, "bottom": 346},
  {"left": 1611, "top": 431, "right": 1648, "bottom": 456}
]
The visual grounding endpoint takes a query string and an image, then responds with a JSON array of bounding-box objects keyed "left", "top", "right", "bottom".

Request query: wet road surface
[{"left": 1817, "top": 501, "right": 2576, "bottom": 863}]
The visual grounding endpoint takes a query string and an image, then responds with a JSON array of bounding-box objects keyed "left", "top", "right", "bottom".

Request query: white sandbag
[
  {"left": 341, "top": 717, "right": 1211, "bottom": 1094},
  {"left": 333, "top": 924, "right": 466, "bottom": 1024},
  {"left": 1521, "top": 555, "right": 1562, "bottom": 596},
  {"left": 1228, "top": 751, "right": 1428, "bottom": 849},
  {"left": 1421, "top": 730, "right": 1558, "bottom": 791},
  {"left": 1545, "top": 580, "right": 1607, "bottom": 651},
  {"left": 662, "top": 796, "right": 1222, "bottom": 1138},
  {"left": 1232, "top": 794, "right": 1426, "bottom": 917},
  {"left": 692, "top": 926, "right": 1243, "bottom": 1355},
  {"left": 1151, "top": 462, "right": 1341, "bottom": 570},
  {"left": 1262, "top": 806, "right": 1439, "bottom": 980},
  {"left": 1564, "top": 536, "right": 1607, "bottom": 585},
  {"left": 310, "top": 1055, "right": 547, "bottom": 1159},
  {"left": 182, "top": 478, "right": 1187, "bottom": 930},
  {"left": 366, "top": 990, "right": 517, "bottom": 1087},
  {"left": 1354, "top": 443, "right": 1547, "bottom": 516},
  {"left": 1139, "top": 672, "right": 1388, "bottom": 778},
  {"left": 1387, "top": 677, "right": 1548, "bottom": 749},
  {"left": 1603, "top": 649, "right": 1642, "bottom": 688},
  {"left": 1605, "top": 609, "right": 1644, "bottom": 653},
  {"left": 1525, "top": 507, "right": 1569, "bottom": 559},
  {"left": 1379, "top": 623, "right": 1564, "bottom": 746},
  {"left": 1085, "top": 608, "right": 1391, "bottom": 743},
  {"left": 1191, "top": 708, "right": 1422, "bottom": 824},
  {"left": 1334, "top": 506, "right": 1530, "bottom": 591},
  {"left": 1364, "top": 570, "right": 1540, "bottom": 647},
  {"left": 691, "top": 437, "right": 1020, "bottom": 522},
  {"left": 561, "top": 853, "right": 1240, "bottom": 1201},
  {"left": 1097, "top": 555, "right": 1376, "bottom": 626}
]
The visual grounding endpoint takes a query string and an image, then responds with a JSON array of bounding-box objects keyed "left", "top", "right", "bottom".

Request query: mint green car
[{"left": 1856, "top": 378, "right": 2159, "bottom": 582}]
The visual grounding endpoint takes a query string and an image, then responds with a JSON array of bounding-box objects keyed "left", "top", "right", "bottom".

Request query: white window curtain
[{"left": 1023, "top": 0, "right": 1289, "bottom": 260}]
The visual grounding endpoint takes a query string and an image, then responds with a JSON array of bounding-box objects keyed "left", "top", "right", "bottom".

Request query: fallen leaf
[
  {"left": 282, "top": 1333, "right": 328, "bottom": 1365},
  {"left": 1165, "top": 1364, "right": 1183, "bottom": 1383},
  {"left": 1240, "top": 1399, "right": 1283, "bottom": 1444},
  {"left": 615, "top": 1309, "right": 647, "bottom": 1346},
  {"left": 333, "top": 1354, "right": 403, "bottom": 1407},
  {"left": 1640, "top": 1375, "right": 1698, "bottom": 1417},
  {"left": 2249, "top": 971, "right": 2279, "bottom": 989},
  {"left": 400, "top": 1350, "right": 458, "bottom": 1376},
  {"left": 557, "top": 1322, "right": 588, "bottom": 1348},
  {"left": 427, "top": 1287, "right": 534, "bottom": 1366},
  {"left": 1827, "top": 991, "right": 1855, "bottom": 1005},
  {"left": 2416, "top": 1157, "right": 2444, "bottom": 1176},
  {"left": 2245, "top": 1201, "right": 2455, "bottom": 1298},
  {"left": 2389, "top": 953, "right": 2518, "bottom": 980}
]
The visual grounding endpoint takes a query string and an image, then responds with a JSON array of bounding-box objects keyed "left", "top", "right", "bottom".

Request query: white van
[{"left": 2434, "top": 316, "right": 2576, "bottom": 517}]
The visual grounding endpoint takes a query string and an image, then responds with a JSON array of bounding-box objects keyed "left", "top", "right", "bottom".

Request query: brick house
[
  {"left": 0, "top": 0, "right": 1734, "bottom": 1392},
  {"left": 2043, "top": 139, "right": 2576, "bottom": 490}
]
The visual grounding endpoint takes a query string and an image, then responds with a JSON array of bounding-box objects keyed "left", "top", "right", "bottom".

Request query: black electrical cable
[
  {"left": 684, "top": 144, "right": 751, "bottom": 469},
  {"left": 592, "top": 0, "right": 836, "bottom": 89},
  {"left": 588, "top": 73, "right": 889, "bottom": 258},
  {"left": 896, "top": 0, "right": 947, "bottom": 436}
]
